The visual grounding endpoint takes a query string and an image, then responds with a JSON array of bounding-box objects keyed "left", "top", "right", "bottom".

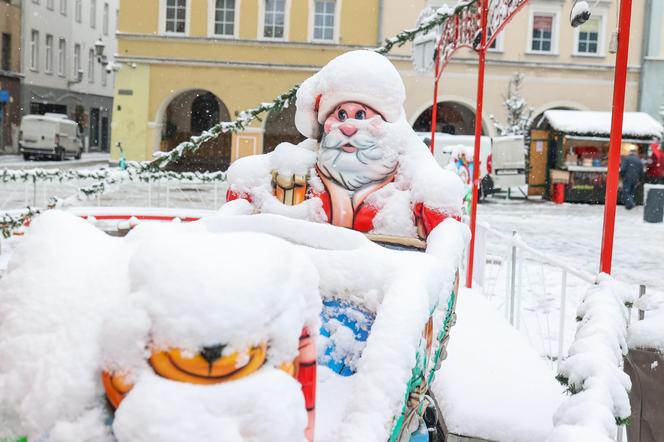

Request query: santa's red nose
[{"left": 339, "top": 123, "right": 358, "bottom": 137}]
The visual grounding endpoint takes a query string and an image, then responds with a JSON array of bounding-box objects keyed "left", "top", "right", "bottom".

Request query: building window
[
  {"left": 45, "top": 34, "right": 53, "bottom": 73},
  {"left": 30, "top": 30, "right": 39, "bottom": 71},
  {"left": 88, "top": 48, "right": 95, "bottom": 82},
  {"left": 60, "top": 0, "right": 67, "bottom": 15},
  {"left": 47, "top": 0, "right": 53, "bottom": 10},
  {"left": 101, "top": 63, "right": 107, "bottom": 86},
  {"left": 263, "top": 0, "right": 285, "bottom": 39},
  {"left": 57, "top": 38, "right": 66, "bottom": 76},
  {"left": 313, "top": 0, "right": 335, "bottom": 41},
  {"left": 576, "top": 17, "right": 601, "bottom": 55},
  {"left": 90, "top": 0, "right": 97, "bottom": 28},
  {"left": 32, "top": 0, "right": 39, "bottom": 4},
  {"left": 213, "top": 0, "right": 235, "bottom": 36},
  {"left": 103, "top": 3, "right": 109, "bottom": 35},
  {"left": 531, "top": 13, "right": 554, "bottom": 53},
  {"left": 73, "top": 43, "right": 81, "bottom": 78},
  {"left": 75, "top": 0, "right": 82, "bottom": 22},
  {"left": 165, "top": 0, "right": 187, "bottom": 34},
  {"left": 2, "top": 33, "right": 10, "bottom": 72},
  {"left": 488, "top": 31, "right": 504, "bottom": 52}
]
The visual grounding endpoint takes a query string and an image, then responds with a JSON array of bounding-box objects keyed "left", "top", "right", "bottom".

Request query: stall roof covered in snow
[{"left": 543, "top": 110, "right": 664, "bottom": 139}]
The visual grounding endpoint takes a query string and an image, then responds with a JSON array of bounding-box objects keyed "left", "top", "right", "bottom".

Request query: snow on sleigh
[{"left": 0, "top": 209, "right": 468, "bottom": 442}]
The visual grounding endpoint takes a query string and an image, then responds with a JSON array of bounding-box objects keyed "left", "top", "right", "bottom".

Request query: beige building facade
[{"left": 383, "top": 0, "right": 648, "bottom": 137}]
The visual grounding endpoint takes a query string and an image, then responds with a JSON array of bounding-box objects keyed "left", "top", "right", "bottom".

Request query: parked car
[
  {"left": 418, "top": 132, "right": 527, "bottom": 198},
  {"left": 19, "top": 113, "right": 83, "bottom": 161}
]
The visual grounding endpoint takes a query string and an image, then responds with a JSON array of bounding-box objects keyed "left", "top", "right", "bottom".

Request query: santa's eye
[
  {"left": 355, "top": 110, "right": 366, "bottom": 120},
  {"left": 338, "top": 109, "right": 348, "bottom": 121}
]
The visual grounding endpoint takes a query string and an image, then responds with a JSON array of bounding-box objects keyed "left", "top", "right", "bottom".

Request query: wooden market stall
[{"left": 529, "top": 110, "right": 664, "bottom": 204}]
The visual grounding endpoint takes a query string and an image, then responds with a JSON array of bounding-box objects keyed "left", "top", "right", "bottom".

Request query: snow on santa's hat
[{"left": 295, "top": 50, "right": 406, "bottom": 139}]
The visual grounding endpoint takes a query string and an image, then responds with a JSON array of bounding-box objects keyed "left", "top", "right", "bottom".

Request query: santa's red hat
[{"left": 295, "top": 50, "right": 406, "bottom": 139}]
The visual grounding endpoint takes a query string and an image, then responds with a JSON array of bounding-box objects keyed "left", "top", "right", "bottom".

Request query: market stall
[{"left": 530, "top": 110, "right": 664, "bottom": 204}]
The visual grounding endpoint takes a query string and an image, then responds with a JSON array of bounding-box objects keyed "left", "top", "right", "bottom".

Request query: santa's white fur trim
[{"left": 295, "top": 50, "right": 406, "bottom": 139}]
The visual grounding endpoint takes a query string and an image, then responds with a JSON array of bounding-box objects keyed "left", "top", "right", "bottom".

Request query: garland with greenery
[
  {"left": 146, "top": 0, "right": 478, "bottom": 170},
  {"left": 0, "top": 208, "right": 41, "bottom": 239}
]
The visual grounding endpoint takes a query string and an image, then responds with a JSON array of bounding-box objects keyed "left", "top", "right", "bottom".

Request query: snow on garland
[
  {"left": 548, "top": 274, "right": 632, "bottom": 442},
  {"left": 146, "top": 0, "right": 478, "bottom": 170},
  {"left": 0, "top": 208, "right": 41, "bottom": 239}
]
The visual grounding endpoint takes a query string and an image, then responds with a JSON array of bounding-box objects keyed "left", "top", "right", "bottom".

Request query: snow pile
[
  {"left": 112, "top": 370, "right": 306, "bottom": 442},
  {"left": 433, "top": 288, "right": 564, "bottom": 442},
  {"left": 543, "top": 110, "right": 664, "bottom": 139},
  {"left": 0, "top": 211, "right": 320, "bottom": 441},
  {"left": 628, "top": 291, "right": 664, "bottom": 352},
  {"left": 0, "top": 211, "right": 129, "bottom": 440},
  {"left": 548, "top": 274, "right": 631, "bottom": 442}
]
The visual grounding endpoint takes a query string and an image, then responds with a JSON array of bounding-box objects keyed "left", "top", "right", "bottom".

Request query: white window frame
[
  {"left": 308, "top": 0, "right": 340, "bottom": 43},
  {"left": 526, "top": 5, "right": 560, "bottom": 55},
  {"left": 30, "top": 30, "right": 39, "bottom": 72},
  {"left": 88, "top": 48, "right": 95, "bottom": 83},
  {"left": 73, "top": 43, "right": 81, "bottom": 79},
  {"left": 47, "top": 0, "right": 54, "bottom": 10},
  {"left": 75, "top": 0, "right": 82, "bottom": 22},
  {"left": 57, "top": 38, "right": 66, "bottom": 77},
  {"left": 208, "top": 0, "right": 240, "bottom": 38},
  {"left": 60, "top": 0, "right": 67, "bottom": 15},
  {"left": 487, "top": 30, "right": 504, "bottom": 52},
  {"left": 573, "top": 12, "right": 606, "bottom": 57},
  {"left": 90, "top": 0, "right": 97, "bottom": 28},
  {"left": 45, "top": 34, "right": 53, "bottom": 74},
  {"left": 103, "top": 3, "right": 109, "bottom": 35},
  {"left": 258, "top": 0, "right": 290, "bottom": 41},
  {"left": 159, "top": 0, "right": 191, "bottom": 35}
]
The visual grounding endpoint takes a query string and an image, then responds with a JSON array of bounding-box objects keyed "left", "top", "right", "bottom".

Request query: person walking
[{"left": 620, "top": 146, "right": 645, "bottom": 210}]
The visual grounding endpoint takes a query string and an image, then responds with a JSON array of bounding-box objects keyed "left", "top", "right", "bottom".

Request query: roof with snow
[{"left": 543, "top": 110, "right": 664, "bottom": 139}]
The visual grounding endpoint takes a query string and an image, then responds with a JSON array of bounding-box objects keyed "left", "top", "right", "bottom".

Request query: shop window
[
  {"left": 531, "top": 13, "right": 554, "bottom": 53},
  {"left": 313, "top": 0, "right": 335, "bottom": 42},
  {"left": 213, "top": 0, "right": 235, "bottom": 36},
  {"left": 263, "top": 0, "right": 285, "bottom": 39},
  {"left": 165, "top": 0, "right": 187, "bottom": 34},
  {"left": 576, "top": 17, "right": 601, "bottom": 55}
]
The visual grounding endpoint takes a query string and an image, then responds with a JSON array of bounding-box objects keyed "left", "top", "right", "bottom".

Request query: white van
[
  {"left": 417, "top": 132, "right": 526, "bottom": 198},
  {"left": 19, "top": 113, "right": 83, "bottom": 161}
]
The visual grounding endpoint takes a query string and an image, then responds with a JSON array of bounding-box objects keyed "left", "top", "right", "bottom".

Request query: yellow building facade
[{"left": 111, "top": 0, "right": 380, "bottom": 167}]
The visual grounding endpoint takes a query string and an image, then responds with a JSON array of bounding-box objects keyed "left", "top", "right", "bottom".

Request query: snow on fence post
[
  {"left": 509, "top": 230, "right": 517, "bottom": 326},
  {"left": 557, "top": 269, "right": 567, "bottom": 369},
  {"left": 547, "top": 274, "right": 631, "bottom": 442}
]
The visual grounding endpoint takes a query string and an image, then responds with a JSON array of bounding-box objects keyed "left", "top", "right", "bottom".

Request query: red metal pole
[
  {"left": 430, "top": 48, "right": 441, "bottom": 155},
  {"left": 465, "top": 0, "right": 489, "bottom": 289},
  {"left": 599, "top": 0, "right": 633, "bottom": 274}
]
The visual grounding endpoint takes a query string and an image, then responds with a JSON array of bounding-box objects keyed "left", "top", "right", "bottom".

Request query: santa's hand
[{"left": 271, "top": 170, "right": 309, "bottom": 206}]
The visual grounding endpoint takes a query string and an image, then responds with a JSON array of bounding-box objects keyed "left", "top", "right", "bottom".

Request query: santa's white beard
[{"left": 317, "top": 120, "right": 398, "bottom": 191}]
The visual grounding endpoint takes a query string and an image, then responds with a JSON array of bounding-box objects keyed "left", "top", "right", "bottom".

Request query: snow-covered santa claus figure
[{"left": 226, "top": 50, "right": 465, "bottom": 239}]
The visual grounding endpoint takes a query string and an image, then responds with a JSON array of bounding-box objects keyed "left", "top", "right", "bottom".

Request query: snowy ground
[{"left": 0, "top": 152, "right": 109, "bottom": 169}]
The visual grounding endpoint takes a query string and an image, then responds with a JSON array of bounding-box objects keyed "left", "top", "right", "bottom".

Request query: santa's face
[{"left": 317, "top": 102, "right": 398, "bottom": 191}]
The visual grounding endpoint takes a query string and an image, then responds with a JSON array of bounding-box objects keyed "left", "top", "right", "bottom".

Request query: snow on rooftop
[{"left": 543, "top": 110, "right": 664, "bottom": 139}]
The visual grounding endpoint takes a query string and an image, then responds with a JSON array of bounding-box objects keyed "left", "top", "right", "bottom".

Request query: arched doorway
[
  {"left": 160, "top": 89, "right": 232, "bottom": 172},
  {"left": 263, "top": 99, "right": 306, "bottom": 153},
  {"left": 412, "top": 101, "right": 485, "bottom": 135}
]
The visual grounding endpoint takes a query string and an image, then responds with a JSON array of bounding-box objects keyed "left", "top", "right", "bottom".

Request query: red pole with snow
[
  {"left": 599, "top": 0, "right": 633, "bottom": 274},
  {"left": 465, "top": 0, "right": 489, "bottom": 289}
]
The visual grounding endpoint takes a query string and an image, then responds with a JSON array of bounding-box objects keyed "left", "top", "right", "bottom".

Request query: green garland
[
  {"left": 0, "top": 208, "right": 41, "bottom": 239},
  {"left": 145, "top": 0, "right": 478, "bottom": 170}
]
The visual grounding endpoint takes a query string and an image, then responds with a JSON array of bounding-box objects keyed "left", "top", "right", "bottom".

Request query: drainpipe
[
  {"left": 377, "top": 0, "right": 384, "bottom": 45},
  {"left": 637, "top": 0, "right": 652, "bottom": 111}
]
